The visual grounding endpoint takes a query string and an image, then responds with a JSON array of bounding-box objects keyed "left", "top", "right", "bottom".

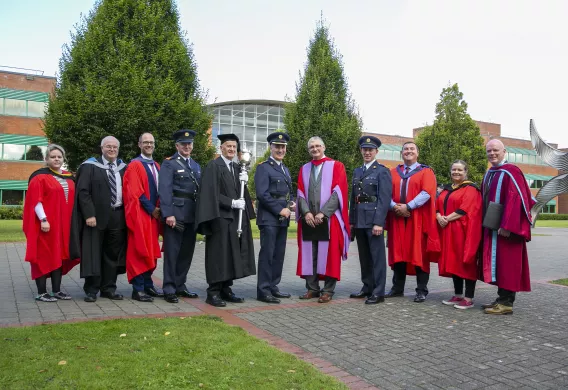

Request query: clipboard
[
  {"left": 482, "top": 201, "right": 503, "bottom": 231},
  {"left": 301, "top": 218, "right": 329, "bottom": 241}
]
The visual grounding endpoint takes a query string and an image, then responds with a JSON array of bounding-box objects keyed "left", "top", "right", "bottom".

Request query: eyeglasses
[
  {"left": 103, "top": 145, "right": 119, "bottom": 150},
  {"left": 141, "top": 141, "right": 155, "bottom": 146}
]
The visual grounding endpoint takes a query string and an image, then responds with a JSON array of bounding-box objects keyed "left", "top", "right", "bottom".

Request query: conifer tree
[
  {"left": 284, "top": 20, "right": 362, "bottom": 184},
  {"left": 45, "top": 0, "right": 214, "bottom": 170},
  {"left": 415, "top": 83, "right": 486, "bottom": 185}
]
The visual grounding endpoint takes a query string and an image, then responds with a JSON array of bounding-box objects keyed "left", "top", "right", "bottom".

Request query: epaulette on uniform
[{"left": 165, "top": 156, "right": 173, "bottom": 160}]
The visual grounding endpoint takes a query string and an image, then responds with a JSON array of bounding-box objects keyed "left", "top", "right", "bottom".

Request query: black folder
[
  {"left": 482, "top": 201, "right": 504, "bottom": 231},
  {"left": 301, "top": 218, "right": 329, "bottom": 241}
]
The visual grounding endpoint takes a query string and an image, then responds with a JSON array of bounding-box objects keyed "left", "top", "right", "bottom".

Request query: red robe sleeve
[
  {"left": 421, "top": 168, "right": 441, "bottom": 255},
  {"left": 458, "top": 186, "right": 482, "bottom": 264},
  {"left": 23, "top": 176, "right": 44, "bottom": 263}
]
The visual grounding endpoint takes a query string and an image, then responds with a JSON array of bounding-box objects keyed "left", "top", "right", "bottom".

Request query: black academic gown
[
  {"left": 195, "top": 157, "right": 256, "bottom": 284},
  {"left": 69, "top": 158, "right": 127, "bottom": 278}
]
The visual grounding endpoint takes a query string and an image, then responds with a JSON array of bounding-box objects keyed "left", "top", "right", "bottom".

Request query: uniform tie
[
  {"left": 362, "top": 165, "right": 367, "bottom": 173},
  {"left": 108, "top": 162, "right": 117, "bottom": 206}
]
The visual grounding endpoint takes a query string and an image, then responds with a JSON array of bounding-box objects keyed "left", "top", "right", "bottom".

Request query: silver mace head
[{"left": 239, "top": 142, "right": 252, "bottom": 168}]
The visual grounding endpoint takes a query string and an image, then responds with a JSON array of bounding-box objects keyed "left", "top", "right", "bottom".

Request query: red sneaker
[
  {"left": 454, "top": 300, "right": 474, "bottom": 310},
  {"left": 442, "top": 296, "right": 464, "bottom": 305}
]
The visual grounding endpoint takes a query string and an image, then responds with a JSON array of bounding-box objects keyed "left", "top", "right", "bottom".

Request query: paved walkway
[{"left": 1, "top": 228, "right": 568, "bottom": 389}]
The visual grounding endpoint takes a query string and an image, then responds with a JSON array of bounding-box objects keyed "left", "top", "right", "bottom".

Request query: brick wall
[
  {"left": 0, "top": 71, "right": 55, "bottom": 94},
  {"left": 0, "top": 161, "right": 44, "bottom": 180},
  {"left": 0, "top": 116, "right": 46, "bottom": 137}
]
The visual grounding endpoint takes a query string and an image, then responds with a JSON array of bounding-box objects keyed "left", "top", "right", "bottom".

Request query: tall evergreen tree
[
  {"left": 415, "top": 83, "right": 486, "bottom": 185},
  {"left": 284, "top": 20, "right": 362, "bottom": 184},
  {"left": 44, "top": 0, "right": 214, "bottom": 170}
]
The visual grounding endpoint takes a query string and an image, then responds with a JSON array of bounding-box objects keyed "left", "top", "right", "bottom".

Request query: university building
[{"left": 0, "top": 68, "right": 54, "bottom": 205}]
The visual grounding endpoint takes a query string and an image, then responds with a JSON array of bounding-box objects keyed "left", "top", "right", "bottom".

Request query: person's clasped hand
[{"left": 232, "top": 199, "right": 246, "bottom": 210}]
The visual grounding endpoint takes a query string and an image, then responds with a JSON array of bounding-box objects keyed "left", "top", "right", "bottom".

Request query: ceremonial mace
[{"left": 237, "top": 143, "right": 252, "bottom": 238}]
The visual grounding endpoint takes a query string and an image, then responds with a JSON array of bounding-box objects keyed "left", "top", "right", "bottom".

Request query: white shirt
[
  {"left": 364, "top": 161, "right": 374, "bottom": 170},
  {"left": 140, "top": 154, "right": 159, "bottom": 187},
  {"left": 102, "top": 156, "right": 123, "bottom": 207},
  {"left": 221, "top": 154, "right": 234, "bottom": 172}
]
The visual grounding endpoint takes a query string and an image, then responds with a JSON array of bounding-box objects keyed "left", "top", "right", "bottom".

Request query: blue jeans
[{"left": 131, "top": 271, "right": 155, "bottom": 292}]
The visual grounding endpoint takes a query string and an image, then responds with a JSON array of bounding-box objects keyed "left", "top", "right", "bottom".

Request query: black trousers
[
  {"left": 207, "top": 280, "right": 234, "bottom": 297},
  {"left": 391, "top": 261, "right": 429, "bottom": 295},
  {"left": 305, "top": 242, "right": 337, "bottom": 294},
  {"left": 497, "top": 287, "right": 516, "bottom": 307},
  {"left": 162, "top": 222, "right": 197, "bottom": 295},
  {"left": 35, "top": 268, "right": 62, "bottom": 294},
  {"left": 83, "top": 209, "right": 126, "bottom": 295},
  {"left": 452, "top": 275, "right": 476, "bottom": 298},
  {"left": 355, "top": 228, "right": 387, "bottom": 296},
  {"left": 257, "top": 225, "right": 288, "bottom": 298}
]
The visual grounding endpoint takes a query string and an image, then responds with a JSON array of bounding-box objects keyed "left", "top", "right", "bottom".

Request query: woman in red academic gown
[
  {"left": 23, "top": 144, "right": 79, "bottom": 302},
  {"left": 435, "top": 160, "right": 482, "bottom": 310}
]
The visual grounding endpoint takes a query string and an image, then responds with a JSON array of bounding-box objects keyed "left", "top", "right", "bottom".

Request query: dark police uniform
[
  {"left": 255, "top": 132, "right": 293, "bottom": 303},
  {"left": 158, "top": 130, "right": 201, "bottom": 302},
  {"left": 349, "top": 136, "right": 392, "bottom": 304}
]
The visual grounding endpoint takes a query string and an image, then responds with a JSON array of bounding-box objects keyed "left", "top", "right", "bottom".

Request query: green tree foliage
[
  {"left": 247, "top": 147, "right": 272, "bottom": 200},
  {"left": 415, "top": 83, "right": 486, "bottom": 185},
  {"left": 44, "top": 0, "right": 214, "bottom": 170},
  {"left": 284, "top": 20, "right": 362, "bottom": 185}
]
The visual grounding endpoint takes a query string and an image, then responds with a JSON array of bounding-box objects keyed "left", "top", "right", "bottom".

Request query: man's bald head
[{"left": 486, "top": 139, "right": 506, "bottom": 167}]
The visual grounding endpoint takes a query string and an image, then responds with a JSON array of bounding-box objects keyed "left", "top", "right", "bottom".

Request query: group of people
[{"left": 23, "top": 129, "right": 534, "bottom": 315}]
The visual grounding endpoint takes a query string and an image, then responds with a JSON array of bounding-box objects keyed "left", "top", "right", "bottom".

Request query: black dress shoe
[
  {"left": 100, "top": 292, "right": 124, "bottom": 300},
  {"left": 220, "top": 292, "right": 245, "bottom": 303},
  {"left": 385, "top": 289, "right": 404, "bottom": 298},
  {"left": 414, "top": 292, "right": 426, "bottom": 303},
  {"left": 84, "top": 293, "right": 97, "bottom": 302},
  {"left": 176, "top": 290, "right": 199, "bottom": 299},
  {"left": 132, "top": 291, "right": 154, "bottom": 302},
  {"left": 206, "top": 295, "right": 226, "bottom": 307},
  {"left": 350, "top": 291, "right": 370, "bottom": 299},
  {"left": 144, "top": 287, "right": 164, "bottom": 298},
  {"left": 365, "top": 295, "right": 385, "bottom": 305},
  {"left": 164, "top": 293, "right": 179, "bottom": 303},
  {"left": 257, "top": 295, "right": 281, "bottom": 304},
  {"left": 272, "top": 291, "right": 291, "bottom": 299}
]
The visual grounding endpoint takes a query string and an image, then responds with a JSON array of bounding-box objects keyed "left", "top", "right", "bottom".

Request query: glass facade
[
  {"left": 0, "top": 97, "right": 47, "bottom": 118},
  {"left": 0, "top": 143, "right": 47, "bottom": 161},
  {"left": 209, "top": 101, "right": 286, "bottom": 161}
]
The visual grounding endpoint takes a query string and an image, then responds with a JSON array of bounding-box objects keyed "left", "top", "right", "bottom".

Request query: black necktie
[
  {"left": 400, "top": 166, "right": 410, "bottom": 203},
  {"left": 108, "top": 162, "right": 117, "bottom": 205},
  {"left": 362, "top": 165, "right": 367, "bottom": 173}
]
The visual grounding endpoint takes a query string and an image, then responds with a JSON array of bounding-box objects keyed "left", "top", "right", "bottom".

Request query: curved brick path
[{"left": 1, "top": 227, "right": 567, "bottom": 389}]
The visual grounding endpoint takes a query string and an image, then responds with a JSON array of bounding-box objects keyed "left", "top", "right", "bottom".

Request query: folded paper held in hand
[
  {"left": 482, "top": 201, "right": 503, "bottom": 231},
  {"left": 301, "top": 218, "right": 329, "bottom": 241}
]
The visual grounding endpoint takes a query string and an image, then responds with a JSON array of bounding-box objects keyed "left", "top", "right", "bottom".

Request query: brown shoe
[
  {"left": 318, "top": 293, "right": 333, "bottom": 303},
  {"left": 299, "top": 290, "right": 320, "bottom": 299},
  {"left": 484, "top": 304, "right": 513, "bottom": 315},
  {"left": 481, "top": 300, "right": 499, "bottom": 309}
]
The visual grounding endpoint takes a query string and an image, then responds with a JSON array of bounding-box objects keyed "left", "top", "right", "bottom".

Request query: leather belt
[
  {"left": 110, "top": 205, "right": 124, "bottom": 211},
  {"left": 173, "top": 191, "right": 196, "bottom": 200},
  {"left": 355, "top": 195, "right": 377, "bottom": 203}
]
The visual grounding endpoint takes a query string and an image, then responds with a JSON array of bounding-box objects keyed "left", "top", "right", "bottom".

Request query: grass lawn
[
  {"left": 550, "top": 278, "right": 568, "bottom": 286},
  {"left": 0, "top": 316, "right": 347, "bottom": 390},
  {"left": 533, "top": 220, "right": 568, "bottom": 228},
  {"left": 0, "top": 220, "right": 24, "bottom": 242}
]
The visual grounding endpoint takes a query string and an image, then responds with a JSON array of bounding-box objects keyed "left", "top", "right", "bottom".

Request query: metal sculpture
[
  {"left": 236, "top": 142, "right": 252, "bottom": 237},
  {"left": 529, "top": 119, "right": 568, "bottom": 222}
]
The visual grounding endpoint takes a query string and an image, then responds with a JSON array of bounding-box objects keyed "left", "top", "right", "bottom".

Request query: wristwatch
[{"left": 41, "top": 218, "right": 47, "bottom": 222}]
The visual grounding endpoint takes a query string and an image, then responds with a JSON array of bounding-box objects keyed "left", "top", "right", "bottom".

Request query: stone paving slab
[{"left": 1, "top": 227, "right": 568, "bottom": 389}]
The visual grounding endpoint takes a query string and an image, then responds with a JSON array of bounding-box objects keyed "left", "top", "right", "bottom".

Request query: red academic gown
[
  {"left": 123, "top": 160, "right": 161, "bottom": 282},
  {"left": 23, "top": 169, "right": 79, "bottom": 279},
  {"left": 386, "top": 165, "right": 440, "bottom": 274},
  {"left": 436, "top": 184, "right": 482, "bottom": 280},
  {"left": 296, "top": 158, "right": 351, "bottom": 281},
  {"left": 481, "top": 164, "right": 534, "bottom": 292}
]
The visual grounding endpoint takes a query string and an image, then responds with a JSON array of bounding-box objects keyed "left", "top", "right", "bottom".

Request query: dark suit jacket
[
  {"left": 76, "top": 157, "right": 126, "bottom": 230},
  {"left": 255, "top": 158, "right": 293, "bottom": 226}
]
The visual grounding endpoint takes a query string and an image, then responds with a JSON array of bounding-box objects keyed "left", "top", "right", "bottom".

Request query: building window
[
  {"left": 1, "top": 144, "right": 46, "bottom": 161},
  {"left": 0, "top": 97, "right": 48, "bottom": 118},
  {"left": 542, "top": 204, "right": 556, "bottom": 214},
  {"left": 0, "top": 190, "right": 24, "bottom": 205}
]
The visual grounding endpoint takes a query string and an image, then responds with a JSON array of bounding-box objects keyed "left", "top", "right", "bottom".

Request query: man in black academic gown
[
  {"left": 70, "top": 136, "right": 127, "bottom": 302},
  {"left": 195, "top": 133, "right": 256, "bottom": 307}
]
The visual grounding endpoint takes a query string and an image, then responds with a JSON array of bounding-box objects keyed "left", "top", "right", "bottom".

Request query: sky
[{"left": 2, "top": 0, "right": 568, "bottom": 147}]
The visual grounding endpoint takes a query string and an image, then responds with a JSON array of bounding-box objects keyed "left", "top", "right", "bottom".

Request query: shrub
[
  {"left": 537, "top": 213, "right": 568, "bottom": 220},
  {"left": 0, "top": 206, "right": 23, "bottom": 220}
]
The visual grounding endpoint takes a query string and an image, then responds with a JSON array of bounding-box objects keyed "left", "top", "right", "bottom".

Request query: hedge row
[
  {"left": 537, "top": 213, "right": 568, "bottom": 220},
  {"left": 0, "top": 207, "right": 23, "bottom": 220}
]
